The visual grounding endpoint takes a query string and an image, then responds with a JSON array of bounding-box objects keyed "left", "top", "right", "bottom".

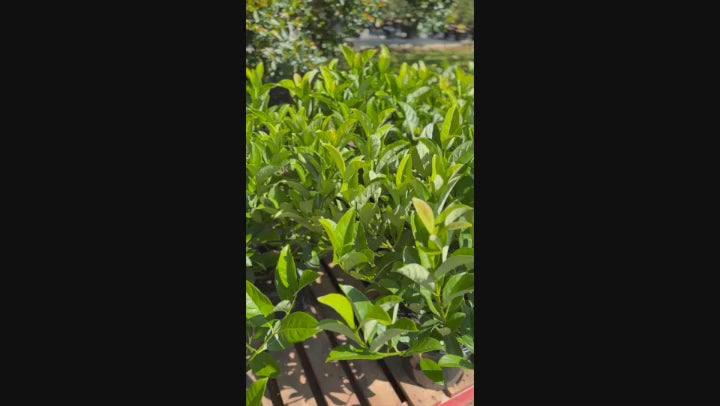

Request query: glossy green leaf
[
  {"left": 395, "top": 263, "right": 435, "bottom": 291},
  {"left": 396, "top": 153, "right": 412, "bottom": 189},
  {"left": 437, "top": 354, "right": 474, "bottom": 370},
  {"left": 317, "top": 319, "right": 363, "bottom": 347},
  {"left": 317, "top": 293, "right": 356, "bottom": 329},
  {"left": 323, "top": 142, "right": 346, "bottom": 174},
  {"left": 375, "top": 295, "right": 403, "bottom": 312},
  {"left": 278, "top": 312, "right": 320, "bottom": 343},
  {"left": 369, "top": 318, "right": 418, "bottom": 352},
  {"left": 339, "top": 284, "right": 373, "bottom": 323},
  {"left": 335, "top": 206, "right": 357, "bottom": 247},
  {"left": 420, "top": 359, "right": 444, "bottom": 386},
  {"left": 378, "top": 45, "right": 390, "bottom": 73},
  {"left": 249, "top": 352, "right": 281, "bottom": 379},
  {"left": 405, "top": 337, "right": 444, "bottom": 356},
  {"left": 339, "top": 251, "right": 370, "bottom": 271},
  {"left": 434, "top": 255, "right": 474, "bottom": 280},
  {"left": 318, "top": 219, "right": 342, "bottom": 262},
  {"left": 275, "top": 245, "right": 299, "bottom": 301},
  {"left": 246, "top": 280, "right": 275, "bottom": 319},
  {"left": 445, "top": 312, "right": 467, "bottom": 333},
  {"left": 298, "top": 270, "right": 321, "bottom": 291},
  {"left": 442, "top": 273, "right": 474, "bottom": 303},
  {"left": 272, "top": 300, "right": 292, "bottom": 314},
  {"left": 326, "top": 345, "right": 396, "bottom": 361},
  {"left": 361, "top": 304, "right": 392, "bottom": 328},
  {"left": 246, "top": 378, "right": 268, "bottom": 406}
]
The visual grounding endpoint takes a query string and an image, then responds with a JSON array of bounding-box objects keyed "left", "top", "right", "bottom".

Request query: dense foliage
[
  {"left": 246, "top": 0, "right": 473, "bottom": 80},
  {"left": 246, "top": 0, "right": 386, "bottom": 80},
  {"left": 377, "top": 0, "right": 457, "bottom": 35},
  {"left": 246, "top": 46, "right": 474, "bottom": 403}
]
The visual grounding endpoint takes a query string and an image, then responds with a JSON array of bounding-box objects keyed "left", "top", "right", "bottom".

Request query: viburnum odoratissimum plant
[{"left": 246, "top": 45, "right": 473, "bottom": 397}]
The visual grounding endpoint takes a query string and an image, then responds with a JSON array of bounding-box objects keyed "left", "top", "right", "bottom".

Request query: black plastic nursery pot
[
  {"left": 402, "top": 350, "right": 464, "bottom": 390},
  {"left": 395, "top": 304, "right": 469, "bottom": 389}
]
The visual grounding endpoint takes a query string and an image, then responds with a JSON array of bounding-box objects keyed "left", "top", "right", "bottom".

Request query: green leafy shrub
[
  {"left": 378, "top": 0, "right": 458, "bottom": 35},
  {"left": 246, "top": 0, "right": 386, "bottom": 80},
  {"left": 246, "top": 46, "right": 473, "bottom": 400}
]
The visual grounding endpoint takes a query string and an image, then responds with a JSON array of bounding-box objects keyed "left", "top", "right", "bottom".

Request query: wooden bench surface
[{"left": 249, "top": 260, "right": 473, "bottom": 406}]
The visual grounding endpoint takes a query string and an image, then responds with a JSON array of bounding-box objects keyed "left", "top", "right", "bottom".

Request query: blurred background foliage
[{"left": 246, "top": 0, "right": 474, "bottom": 80}]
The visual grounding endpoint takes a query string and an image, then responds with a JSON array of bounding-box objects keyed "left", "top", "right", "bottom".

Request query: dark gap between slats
[
  {"left": 320, "top": 259, "right": 409, "bottom": 404},
  {"left": 266, "top": 378, "right": 284, "bottom": 406},
  {"left": 294, "top": 341, "right": 329, "bottom": 406}
]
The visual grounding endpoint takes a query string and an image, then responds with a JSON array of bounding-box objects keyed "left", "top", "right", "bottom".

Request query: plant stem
[{"left": 248, "top": 294, "right": 299, "bottom": 363}]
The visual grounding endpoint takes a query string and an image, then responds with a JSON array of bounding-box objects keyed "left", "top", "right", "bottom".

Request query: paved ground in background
[{"left": 349, "top": 37, "right": 474, "bottom": 50}]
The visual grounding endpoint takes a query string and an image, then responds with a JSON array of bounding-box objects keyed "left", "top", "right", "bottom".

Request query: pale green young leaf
[
  {"left": 340, "top": 44, "right": 356, "bottom": 69},
  {"left": 437, "top": 354, "right": 474, "bottom": 370},
  {"left": 317, "top": 293, "right": 356, "bottom": 329},
  {"left": 326, "top": 345, "right": 396, "bottom": 362},
  {"left": 412, "top": 198, "right": 436, "bottom": 235},
  {"left": 318, "top": 219, "right": 342, "bottom": 261},
  {"left": 395, "top": 153, "right": 412, "bottom": 189},
  {"left": 378, "top": 45, "right": 390, "bottom": 73},
  {"left": 246, "top": 378, "right": 268, "bottom": 406},
  {"left": 335, "top": 206, "right": 357, "bottom": 246},
  {"left": 447, "top": 221, "right": 472, "bottom": 230}
]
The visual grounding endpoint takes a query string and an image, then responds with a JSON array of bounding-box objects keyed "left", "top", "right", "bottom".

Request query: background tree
[{"left": 246, "top": 0, "right": 386, "bottom": 80}]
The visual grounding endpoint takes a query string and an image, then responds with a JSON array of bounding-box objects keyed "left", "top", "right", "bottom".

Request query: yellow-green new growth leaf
[
  {"left": 396, "top": 153, "right": 413, "bottom": 189},
  {"left": 412, "top": 198, "right": 436, "bottom": 235},
  {"left": 378, "top": 45, "right": 390, "bottom": 73},
  {"left": 326, "top": 345, "right": 396, "bottom": 362},
  {"left": 247, "top": 378, "right": 268, "bottom": 406},
  {"left": 440, "top": 104, "right": 460, "bottom": 146},
  {"left": 318, "top": 293, "right": 356, "bottom": 329},
  {"left": 318, "top": 218, "right": 342, "bottom": 263},
  {"left": 323, "top": 142, "right": 346, "bottom": 174}
]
